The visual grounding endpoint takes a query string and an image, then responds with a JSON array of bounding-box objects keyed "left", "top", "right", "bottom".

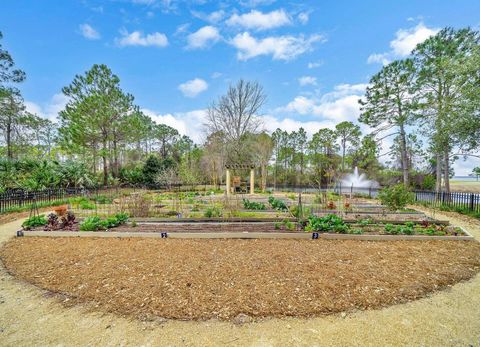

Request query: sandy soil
[{"left": 0, "top": 210, "right": 480, "bottom": 346}]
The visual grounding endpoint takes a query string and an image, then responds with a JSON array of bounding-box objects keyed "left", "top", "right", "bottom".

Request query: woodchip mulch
[{"left": 1, "top": 237, "right": 480, "bottom": 321}]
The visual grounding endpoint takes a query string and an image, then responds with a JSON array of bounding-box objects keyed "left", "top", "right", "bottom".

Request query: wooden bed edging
[
  {"left": 18, "top": 228, "right": 475, "bottom": 241},
  {"left": 129, "top": 217, "right": 450, "bottom": 225}
]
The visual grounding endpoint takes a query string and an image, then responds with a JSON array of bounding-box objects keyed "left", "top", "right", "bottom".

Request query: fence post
[{"left": 470, "top": 193, "right": 475, "bottom": 211}]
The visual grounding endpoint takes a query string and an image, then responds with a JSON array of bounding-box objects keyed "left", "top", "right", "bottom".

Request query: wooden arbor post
[
  {"left": 250, "top": 169, "right": 255, "bottom": 195},
  {"left": 226, "top": 169, "right": 231, "bottom": 196},
  {"left": 224, "top": 163, "right": 255, "bottom": 195}
]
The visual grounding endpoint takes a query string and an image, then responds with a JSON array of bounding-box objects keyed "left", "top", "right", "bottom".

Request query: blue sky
[{"left": 1, "top": 0, "right": 480, "bottom": 174}]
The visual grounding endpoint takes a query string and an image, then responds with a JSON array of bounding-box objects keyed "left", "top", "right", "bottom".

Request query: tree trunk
[
  {"left": 341, "top": 140, "right": 346, "bottom": 173},
  {"left": 399, "top": 123, "right": 409, "bottom": 187},
  {"left": 113, "top": 138, "right": 119, "bottom": 178},
  {"left": 443, "top": 148, "right": 450, "bottom": 194},
  {"left": 435, "top": 152, "right": 442, "bottom": 193},
  {"left": 261, "top": 163, "right": 267, "bottom": 192},
  {"left": 6, "top": 120, "right": 12, "bottom": 159},
  {"left": 102, "top": 140, "right": 108, "bottom": 186}
]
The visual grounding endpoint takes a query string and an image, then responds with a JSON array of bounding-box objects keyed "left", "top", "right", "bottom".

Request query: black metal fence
[
  {"left": 413, "top": 190, "right": 480, "bottom": 213},
  {"left": 1, "top": 184, "right": 479, "bottom": 214}
]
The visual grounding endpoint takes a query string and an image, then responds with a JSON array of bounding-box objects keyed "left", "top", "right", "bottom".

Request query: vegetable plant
[
  {"left": 22, "top": 215, "right": 48, "bottom": 230},
  {"left": 242, "top": 198, "right": 266, "bottom": 210},
  {"left": 305, "top": 214, "right": 349, "bottom": 233},
  {"left": 268, "top": 196, "right": 288, "bottom": 211},
  {"left": 204, "top": 206, "right": 222, "bottom": 218}
]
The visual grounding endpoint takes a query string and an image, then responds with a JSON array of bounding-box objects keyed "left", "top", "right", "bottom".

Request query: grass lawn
[{"left": 449, "top": 180, "right": 480, "bottom": 193}]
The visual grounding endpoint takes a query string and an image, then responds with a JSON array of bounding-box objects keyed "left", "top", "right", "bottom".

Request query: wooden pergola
[{"left": 224, "top": 164, "right": 255, "bottom": 195}]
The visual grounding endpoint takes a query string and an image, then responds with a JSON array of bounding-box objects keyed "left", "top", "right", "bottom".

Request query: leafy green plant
[
  {"left": 242, "top": 198, "right": 266, "bottom": 210},
  {"left": 268, "top": 196, "right": 288, "bottom": 211},
  {"left": 305, "top": 214, "right": 349, "bottom": 233},
  {"left": 114, "top": 212, "right": 129, "bottom": 224},
  {"left": 22, "top": 215, "right": 48, "bottom": 230},
  {"left": 351, "top": 229, "right": 364, "bottom": 235},
  {"left": 378, "top": 184, "right": 414, "bottom": 211},
  {"left": 274, "top": 222, "right": 281, "bottom": 230},
  {"left": 80, "top": 216, "right": 102, "bottom": 231},
  {"left": 79, "top": 200, "right": 96, "bottom": 210},
  {"left": 204, "top": 206, "right": 222, "bottom": 218},
  {"left": 384, "top": 223, "right": 395, "bottom": 233},
  {"left": 80, "top": 213, "right": 128, "bottom": 231},
  {"left": 283, "top": 220, "right": 295, "bottom": 231},
  {"left": 359, "top": 218, "right": 373, "bottom": 226},
  {"left": 100, "top": 217, "right": 119, "bottom": 229}
]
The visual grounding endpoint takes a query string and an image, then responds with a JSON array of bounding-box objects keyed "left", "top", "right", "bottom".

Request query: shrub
[
  {"left": 204, "top": 206, "right": 222, "bottom": 218},
  {"left": 268, "top": 196, "right": 288, "bottom": 211},
  {"left": 242, "top": 198, "right": 266, "bottom": 210},
  {"left": 305, "top": 214, "right": 349, "bottom": 233},
  {"left": 378, "top": 184, "right": 414, "bottom": 211},
  {"left": 22, "top": 215, "right": 48, "bottom": 230}
]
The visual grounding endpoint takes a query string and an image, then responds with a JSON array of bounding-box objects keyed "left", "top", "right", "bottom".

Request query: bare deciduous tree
[{"left": 205, "top": 79, "right": 266, "bottom": 144}]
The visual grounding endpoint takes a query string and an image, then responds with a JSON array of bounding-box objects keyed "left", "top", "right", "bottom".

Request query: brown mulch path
[{"left": 1, "top": 237, "right": 480, "bottom": 321}]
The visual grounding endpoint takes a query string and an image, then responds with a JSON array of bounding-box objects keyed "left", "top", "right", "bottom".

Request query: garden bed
[{"left": 1, "top": 237, "right": 480, "bottom": 321}]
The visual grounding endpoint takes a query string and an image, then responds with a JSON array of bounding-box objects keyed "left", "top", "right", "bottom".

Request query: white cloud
[
  {"left": 79, "top": 24, "right": 100, "bottom": 40},
  {"left": 25, "top": 93, "right": 69, "bottom": 122},
  {"left": 192, "top": 10, "right": 226, "bottom": 23},
  {"left": 186, "top": 26, "right": 221, "bottom": 49},
  {"left": 297, "top": 12, "right": 309, "bottom": 25},
  {"left": 116, "top": 29, "right": 168, "bottom": 47},
  {"left": 390, "top": 22, "right": 438, "bottom": 56},
  {"left": 175, "top": 23, "right": 190, "bottom": 36},
  {"left": 230, "top": 32, "right": 325, "bottom": 61},
  {"left": 239, "top": 0, "right": 277, "bottom": 8},
  {"left": 366, "top": 53, "right": 390, "bottom": 65},
  {"left": 211, "top": 72, "right": 222, "bottom": 79},
  {"left": 226, "top": 9, "right": 291, "bottom": 31},
  {"left": 367, "top": 22, "right": 439, "bottom": 64},
  {"left": 308, "top": 61, "right": 323, "bottom": 69},
  {"left": 261, "top": 115, "right": 336, "bottom": 135},
  {"left": 298, "top": 76, "right": 317, "bottom": 86},
  {"left": 178, "top": 78, "right": 208, "bottom": 97},
  {"left": 275, "top": 83, "right": 368, "bottom": 124},
  {"left": 142, "top": 108, "right": 207, "bottom": 143}
]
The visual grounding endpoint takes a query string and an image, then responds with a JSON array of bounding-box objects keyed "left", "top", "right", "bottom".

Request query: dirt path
[{"left": 1, "top": 211, "right": 480, "bottom": 346}]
